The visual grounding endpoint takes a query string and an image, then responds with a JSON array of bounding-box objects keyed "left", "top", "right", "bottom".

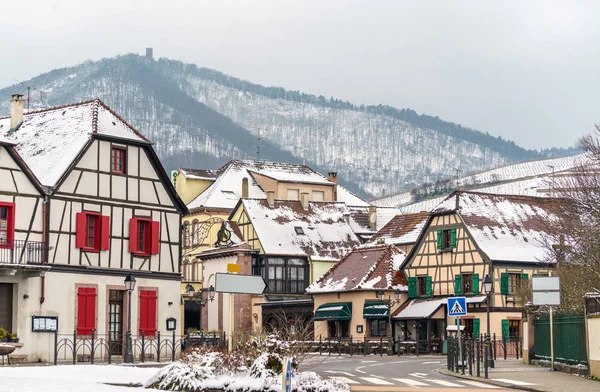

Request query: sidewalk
[{"left": 439, "top": 359, "right": 599, "bottom": 392}]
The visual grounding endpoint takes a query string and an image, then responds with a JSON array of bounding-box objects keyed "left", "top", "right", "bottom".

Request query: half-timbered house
[
  {"left": 0, "top": 131, "right": 49, "bottom": 361},
  {"left": 175, "top": 160, "right": 393, "bottom": 333},
  {"left": 307, "top": 244, "right": 408, "bottom": 343},
  {"left": 0, "top": 95, "right": 186, "bottom": 362},
  {"left": 395, "top": 191, "right": 559, "bottom": 349}
]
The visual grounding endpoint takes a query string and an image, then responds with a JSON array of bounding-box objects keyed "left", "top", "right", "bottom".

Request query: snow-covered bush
[
  {"left": 145, "top": 361, "right": 214, "bottom": 391},
  {"left": 146, "top": 353, "right": 349, "bottom": 392}
]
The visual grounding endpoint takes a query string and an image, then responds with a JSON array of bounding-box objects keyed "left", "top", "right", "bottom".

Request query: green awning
[
  {"left": 313, "top": 302, "right": 352, "bottom": 321},
  {"left": 363, "top": 301, "right": 389, "bottom": 319}
]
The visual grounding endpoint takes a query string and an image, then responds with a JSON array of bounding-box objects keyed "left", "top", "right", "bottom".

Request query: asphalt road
[{"left": 301, "top": 354, "right": 514, "bottom": 392}]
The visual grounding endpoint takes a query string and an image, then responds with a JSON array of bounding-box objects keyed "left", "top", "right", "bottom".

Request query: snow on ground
[{"left": 0, "top": 364, "right": 157, "bottom": 392}]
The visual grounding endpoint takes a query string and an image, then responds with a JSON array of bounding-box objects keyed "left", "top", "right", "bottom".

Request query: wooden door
[{"left": 108, "top": 290, "right": 124, "bottom": 355}]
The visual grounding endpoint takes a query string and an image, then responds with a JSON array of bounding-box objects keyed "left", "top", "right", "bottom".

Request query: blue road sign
[{"left": 447, "top": 297, "right": 467, "bottom": 317}]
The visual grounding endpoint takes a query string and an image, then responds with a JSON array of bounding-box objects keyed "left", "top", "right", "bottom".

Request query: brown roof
[
  {"left": 306, "top": 244, "right": 407, "bottom": 293},
  {"left": 369, "top": 212, "right": 429, "bottom": 245}
]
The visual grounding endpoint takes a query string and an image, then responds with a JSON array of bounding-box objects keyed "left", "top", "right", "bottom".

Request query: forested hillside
[{"left": 0, "top": 54, "right": 575, "bottom": 197}]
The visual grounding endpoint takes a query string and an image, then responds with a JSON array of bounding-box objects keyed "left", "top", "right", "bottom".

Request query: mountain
[{"left": 0, "top": 53, "right": 577, "bottom": 198}]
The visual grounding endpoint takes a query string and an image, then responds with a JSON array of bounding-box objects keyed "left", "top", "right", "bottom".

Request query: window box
[{"left": 76, "top": 212, "right": 110, "bottom": 252}]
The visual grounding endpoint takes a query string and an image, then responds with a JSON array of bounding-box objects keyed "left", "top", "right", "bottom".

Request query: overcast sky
[{"left": 1, "top": 0, "right": 598, "bottom": 149}]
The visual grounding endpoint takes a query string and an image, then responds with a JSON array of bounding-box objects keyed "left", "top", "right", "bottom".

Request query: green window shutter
[
  {"left": 426, "top": 276, "right": 432, "bottom": 297},
  {"left": 501, "top": 319, "right": 509, "bottom": 340},
  {"left": 473, "top": 318, "right": 480, "bottom": 337},
  {"left": 436, "top": 231, "right": 443, "bottom": 250},
  {"left": 500, "top": 273, "right": 509, "bottom": 295},
  {"left": 472, "top": 274, "right": 480, "bottom": 295},
  {"left": 454, "top": 275, "right": 462, "bottom": 295},
  {"left": 451, "top": 228, "right": 457, "bottom": 248},
  {"left": 521, "top": 273, "right": 529, "bottom": 281},
  {"left": 533, "top": 274, "right": 538, "bottom": 277},
  {"left": 408, "top": 277, "right": 417, "bottom": 299}
]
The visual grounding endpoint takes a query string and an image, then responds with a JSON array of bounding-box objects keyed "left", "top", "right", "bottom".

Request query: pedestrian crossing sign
[{"left": 447, "top": 297, "right": 467, "bottom": 316}]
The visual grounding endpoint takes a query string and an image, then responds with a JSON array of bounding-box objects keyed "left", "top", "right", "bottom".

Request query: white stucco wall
[{"left": 4, "top": 271, "right": 181, "bottom": 363}]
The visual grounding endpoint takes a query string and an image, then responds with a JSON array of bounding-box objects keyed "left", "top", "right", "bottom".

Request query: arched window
[
  {"left": 192, "top": 220, "right": 199, "bottom": 246},
  {"left": 183, "top": 222, "right": 190, "bottom": 248}
]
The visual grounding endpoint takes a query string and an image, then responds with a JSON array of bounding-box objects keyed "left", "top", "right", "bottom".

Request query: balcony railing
[{"left": 0, "top": 239, "right": 45, "bottom": 265}]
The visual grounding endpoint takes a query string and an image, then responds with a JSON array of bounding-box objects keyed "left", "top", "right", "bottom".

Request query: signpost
[
  {"left": 448, "top": 297, "right": 467, "bottom": 371},
  {"left": 532, "top": 276, "right": 560, "bottom": 370},
  {"left": 215, "top": 272, "right": 268, "bottom": 352},
  {"left": 281, "top": 357, "right": 293, "bottom": 392}
]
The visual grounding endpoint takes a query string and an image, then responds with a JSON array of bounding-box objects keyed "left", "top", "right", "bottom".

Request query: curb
[{"left": 437, "top": 368, "right": 542, "bottom": 392}]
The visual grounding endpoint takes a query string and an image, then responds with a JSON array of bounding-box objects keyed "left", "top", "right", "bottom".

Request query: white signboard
[
  {"left": 532, "top": 276, "right": 560, "bottom": 306},
  {"left": 532, "top": 277, "right": 560, "bottom": 291},
  {"left": 215, "top": 273, "right": 267, "bottom": 295},
  {"left": 533, "top": 291, "right": 561, "bottom": 306}
]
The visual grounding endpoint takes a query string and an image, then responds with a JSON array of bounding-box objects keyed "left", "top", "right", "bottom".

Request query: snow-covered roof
[
  {"left": 369, "top": 212, "right": 429, "bottom": 245},
  {"left": 187, "top": 160, "right": 370, "bottom": 211},
  {"left": 180, "top": 168, "right": 219, "bottom": 180},
  {"left": 392, "top": 297, "right": 446, "bottom": 320},
  {"left": 434, "top": 191, "right": 561, "bottom": 263},
  {"left": 0, "top": 133, "right": 13, "bottom": 144},
  {"left": 239, "top": 198, "right": 360, "bottom": 260},
  {"left": 0, "top": 100, "right": 149, "bottom": 186},
  {"left": 307, "top": 244, "right": 407, "bottom": 294}
]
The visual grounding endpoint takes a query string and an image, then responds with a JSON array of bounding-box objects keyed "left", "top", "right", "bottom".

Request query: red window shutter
[
  {"left": 129, "top": 218, "right": 139, "bottom": 253},
  {"left": 150, "top": 221, "right": 160, "bottom": 255},
  {"left": 101, "top": 216, "right": 110, "bottom": 251},
  {"left": 76, "top": 212, "right": 87, "bottom": 249},
  {"left": 77, "top": 287, "right": 96, "bottom": 335},
  {"left": 139, "top": 290, "right": 157, "bottom": 336},
  {"left": 6, "top": 203, "right": 15, "bottom": 243}
]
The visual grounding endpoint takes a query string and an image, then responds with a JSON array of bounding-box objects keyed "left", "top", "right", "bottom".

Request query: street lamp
[
  {"left": 124, "top": 274, "right": 136, "bottom": 363},
  {"left": 377, "top": 288, "right": 402, "bottom": 354},
  {"left": 483, "top": 274, "right": 494, "bottom": 368},
  {"left": 185, "top": 284, "right": 215, "bottom": 333}
]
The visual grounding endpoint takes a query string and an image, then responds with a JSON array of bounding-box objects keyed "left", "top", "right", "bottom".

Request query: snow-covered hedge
[{"left": 145, "top": 336, "right": 349, "bottom": 392}]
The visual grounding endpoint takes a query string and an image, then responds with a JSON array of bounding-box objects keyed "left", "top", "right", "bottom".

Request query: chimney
[
  {"left": 146, "top": 47, "right": 154, "bottom": 60},
  {"left": 368, "top": 206, "right": 377, "bottom": 230},
  {"left": 267, "top": 191, "right": 275, "bottom": 207},
  {"left": 328, "top": 171, "right": 338, "bottom": 202},
  {"left": 242, "top": 177, "right": 249, "bottom": 199},
  {"left": 327, "top": 171, "right": 337, "bottom": 183},
  {"left": 10, "top": 94, "right": 24, "bottom": 131},
  {"left": 300, "top": 192, "right": 309, "bottom": 210}
]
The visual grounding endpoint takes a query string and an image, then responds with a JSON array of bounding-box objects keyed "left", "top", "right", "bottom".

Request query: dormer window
[
  {"left": 111, "top": 147, "right": 126, "bottom": 174},
  {"left": 294, "top": 226, "right": 305, "bottom": 235}
]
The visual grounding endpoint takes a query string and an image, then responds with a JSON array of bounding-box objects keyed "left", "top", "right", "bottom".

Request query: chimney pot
[
  {"left": 242, "top": 177, "right": 249, "bottom": 199},
  {"left": 301, "top": 192, "right": 309, "bottom": 210},
  {"left": 267, "top": 191, "right": 275, "bottom": 207},
  {"left": 327, "top": 171, "right": 338, "bottom": 183},
  {"left": 10, "top": 94, "right": 24, "bottom": 132}
]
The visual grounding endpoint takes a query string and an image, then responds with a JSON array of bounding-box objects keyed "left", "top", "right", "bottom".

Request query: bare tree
[{"left": 541, "top": 125, "right": 600, "bottom": 313}]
